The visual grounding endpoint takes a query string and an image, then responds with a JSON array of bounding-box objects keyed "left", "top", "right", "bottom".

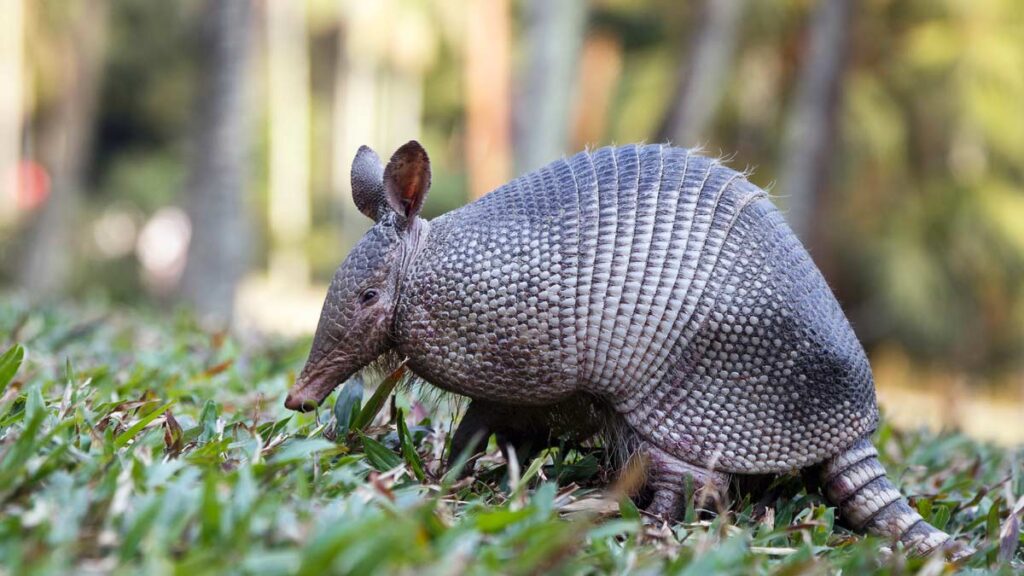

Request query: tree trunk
[
  {"left": 332, "top": 15, "right": 377, "bottom": 246},
  {"left": 571, "top": 32, "right": 623, "bottom": 151},
  {"left": 18, "top": 0, "right": 107, "bottom": 297},
  {"left": 778, "top": 0, "right": 854, "bottom": 252},
  {"left": 514, "top": 0, "right": 587, "bottom": 174},
  {"left": 181, "top": 0, "right": 253, "bottom": 326},
  {"left": 656, "top": 0, "right": 745, "bottom": 146},
  {"left": 264, "top": 0, "right": 310, "bottom": 286},
  {"left": 0, "top": 0, "right": 23, "bottom": 227},
  {"left": 333, "top": 4, "right": 431, "bottom": 241},
  {"left": 464, "top": 0, "right": 511, "bottom": 199}
]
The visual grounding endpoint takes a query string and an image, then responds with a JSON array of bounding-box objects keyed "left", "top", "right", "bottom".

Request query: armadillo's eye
[{"left": 358, "top": 289, "right": 379, "bottom": 305}]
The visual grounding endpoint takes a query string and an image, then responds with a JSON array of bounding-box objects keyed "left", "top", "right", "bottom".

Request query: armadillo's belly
[{"left": 616, "top": 196, "right": 878, "bottom": 474}]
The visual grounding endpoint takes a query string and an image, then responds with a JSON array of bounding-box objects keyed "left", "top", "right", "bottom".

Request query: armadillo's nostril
[
  {"left": 284, "top": 393, "right": 298, "bottom": 410},
  {"left": 287, "top": 364, "right": 349, "bottom": 412},
  {"left": 284, "top": 392, "right": 309, "bottom": 411}
]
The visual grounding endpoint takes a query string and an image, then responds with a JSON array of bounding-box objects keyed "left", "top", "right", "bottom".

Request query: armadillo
[{"left": 285, "top": 141, "right": 971, "bottom": 560}]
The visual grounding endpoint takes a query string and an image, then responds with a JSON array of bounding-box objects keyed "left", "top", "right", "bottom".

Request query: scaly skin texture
[
  {"left": 288, "top": 141, "right": 971, "bottom": 561},
  {"left": 395, "top": 145, "right": 877, "bottom": 473}
]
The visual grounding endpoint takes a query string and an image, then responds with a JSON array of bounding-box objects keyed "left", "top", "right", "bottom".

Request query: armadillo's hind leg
[
  {"left": 821, "top": 438, "right": 974, "bottom": 562},
  {"left": 643, "top": 443, "right": 730, "bottom": 520}
]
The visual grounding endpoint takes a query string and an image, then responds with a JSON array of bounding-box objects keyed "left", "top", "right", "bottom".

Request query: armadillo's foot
[{"left": 642, "top": 443, "right": 730, "bottom": 520}]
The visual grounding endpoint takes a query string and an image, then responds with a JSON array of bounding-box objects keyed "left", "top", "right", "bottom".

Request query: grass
[{"left": 0, "top": 299, "right": 1021, "bottom": 575}]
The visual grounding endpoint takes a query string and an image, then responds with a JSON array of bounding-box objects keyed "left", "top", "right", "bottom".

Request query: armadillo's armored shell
[{"left": 396, "top": 144, "right": 878, "bottom": 474}]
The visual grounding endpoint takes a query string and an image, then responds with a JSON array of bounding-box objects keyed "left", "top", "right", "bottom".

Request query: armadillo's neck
[
  {"left": 398, "top": 217, "right": 430, "bottom": 279},
  {"left": 392, "top": 208, "right": 585, "bottom": 405},
  {"left": 392, "top": 216, "right": 431, "bottom": 334}
]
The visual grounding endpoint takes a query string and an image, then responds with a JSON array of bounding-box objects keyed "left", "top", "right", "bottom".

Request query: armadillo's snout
[
  {"left": 283, "top": 389, "right": 317, "bottom": 412},
  {"left": 285, "top": 350, "right": 360, "bottom": 412},
  {"left": 284, "top": 367, "right": 338, "bottom": 412},
  {"left": 284, "top": 373, "right": 320, "bottom": 411}
]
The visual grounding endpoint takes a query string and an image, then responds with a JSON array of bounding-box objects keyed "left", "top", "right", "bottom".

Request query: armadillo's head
[{"left": 285, "top": 141, "right": 431, "bottom": 411}]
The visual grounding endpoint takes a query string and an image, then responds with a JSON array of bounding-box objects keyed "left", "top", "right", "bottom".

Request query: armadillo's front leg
[
  {"left": 449, "top": 400, "right": 495, "bottom": 470},
  {"left": 449, "top": 399, "right": 555, "bottom": 475},
  {"left": 643, "top": 443, "right": 731, "bottom": 519},
  {"left": 449, "top": 396, "right": 603, "bottom": 475}
]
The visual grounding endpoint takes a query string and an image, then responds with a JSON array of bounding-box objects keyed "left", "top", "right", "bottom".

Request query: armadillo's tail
[{"left": 820, "top": 438, "right": 974, "bottom": 562}]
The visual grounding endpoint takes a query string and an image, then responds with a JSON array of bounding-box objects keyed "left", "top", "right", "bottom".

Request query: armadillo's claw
[
  {"left": 886, "top": 536, "right": 975, "bottom": 564},
  {"left": 936, "top": 538, "right": 976, "bottom": 564}
]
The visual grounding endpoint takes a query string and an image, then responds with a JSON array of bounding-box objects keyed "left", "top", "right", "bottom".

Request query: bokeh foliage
[
  {"left": 9, "top": 1, "right": 1024, "bottom": 369},
  {"left": 16, "top": 0, "right": 1024, "bottom": 373}
]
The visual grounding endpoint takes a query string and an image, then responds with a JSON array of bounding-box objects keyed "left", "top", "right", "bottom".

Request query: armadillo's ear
[
  {"left": 383, "top": 140, "right": 431, "bottom": 225},
  {"left": 351, "top": 145, "right": 386, "bottom": 221}
]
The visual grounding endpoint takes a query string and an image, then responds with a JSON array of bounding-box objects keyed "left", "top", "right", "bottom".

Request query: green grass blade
[
  {"left": 510, "top": 451, "right": 547, "bottom": 500},
  {"left": 333, "top": 377, "right": 363, "bottom": 440},
  {"left": 351, "top": 365, "right": 405, "bottom": 431},
  {"left": 0, "top": 344, "right": 25, "bottom": 394},
  {"left": 396, "top": 409, "right": 425, "bottom": 482},
  {"left": 114, "top": 401, "right": 175, "bottom": 448},
  {"left": 360, "top": 434, "right": 403, "bottom": 472},
  {"left": 268, "top": 438, "right": 336, "bottom": 465},
  {"left": 0, "top": 385, "right": 46, "bottom": 491},
  {"left": 198, "top": 399, "right": 220, "bottom": 444}
]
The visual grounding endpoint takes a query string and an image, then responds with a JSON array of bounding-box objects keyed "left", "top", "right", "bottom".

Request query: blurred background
[{"left": 0, "top": 0, "right": 1021, "bottom": 441}]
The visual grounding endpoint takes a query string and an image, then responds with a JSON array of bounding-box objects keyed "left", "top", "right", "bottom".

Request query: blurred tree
[
  {"left": 571, "top": 30, "right": 622, "bottom": 151},
  {"left": 331, "top": 4, "right": 379, "bottom": 249},
  {"left": 180, "top": 0, "right": 252, "bottom": 325},
  {"left": 514, "top": 0, "right": 587, "bottom": 174},
  {"left": 3, "top": 0, "right": 1020, "bottom": 377},
  {"left": 656, "top": 0, "right": 745, "bottom": 147},
  {"left": 0, "top": 0, "right": 23, "bottom": 227},
  {"left": 778, "top": 0, "right": 854, "bottom": 253},
  {"left": 841, "top": 0, "right": 1024, "bottom": 371},
  {"left": 18, "top": 0, "right": 108, "bottom": 297},
  {"left": 331, "top": 1, "right": 436, "bottom": 249},
  {"left": 265, "top": 0, "right": 310, "bottom": 286},
  {"left": 464, "top": 0, "right": 511, "bottom": 199},
  {"left": 574, "top": 6, "right": 666, "bottom": 148}
]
